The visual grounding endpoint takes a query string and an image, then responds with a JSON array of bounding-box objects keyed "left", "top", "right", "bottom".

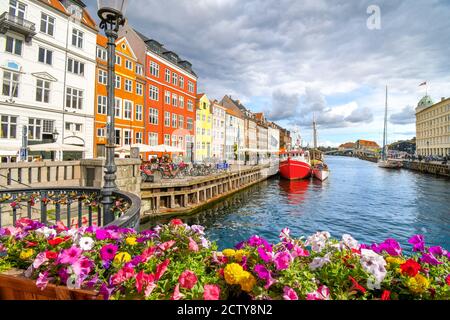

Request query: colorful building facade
[
  {"left": 211, "top": 99, "right": 226, "bottom": 161},
  {"left": 195, "top": 94, "right": 212, "bottom": 162}
]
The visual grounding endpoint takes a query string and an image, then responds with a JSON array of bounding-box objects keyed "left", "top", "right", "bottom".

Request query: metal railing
[
  {"left": 0, "top": 187, "right": 141, "bottom": 230},
  {"left": 0, "top": 12, "right": 36, "bottom": 31}
]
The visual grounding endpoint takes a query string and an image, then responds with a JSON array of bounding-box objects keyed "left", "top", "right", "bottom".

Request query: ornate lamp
[{"left": 97, "top": 0, "right": 128, "bottom": 224}]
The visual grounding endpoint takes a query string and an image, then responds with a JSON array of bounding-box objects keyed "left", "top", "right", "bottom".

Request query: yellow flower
[
  {"left": 114, "top": 252, "right": 132, "bottom": 265},
  {"left": 125, "top": 237, "right": 137, "bottom": 246},
  {"left": 386, "top": 257, "right": 405, "bottom": 266},
  {"left": 20, "top": 249, "right": 34, "bottom": 260},
  {"left": 222, "top": 249, "right": 236, "bottom": 258},
  {"left": 239, "top": 271, "right": 256, "bottom": 292},
  {"left": 408, "top": 274, "right": 430, "bottom": 294},
  {"left": 224, "top": 263, "right": 245, "bottom": 285},
  {"left": 234, "top": 250, "right": 247, "bottom": 262}
]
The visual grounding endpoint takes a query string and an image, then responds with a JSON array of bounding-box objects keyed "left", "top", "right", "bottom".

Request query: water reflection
[{"left": 279, "top": 179, "right": 310, "bottom": 205}]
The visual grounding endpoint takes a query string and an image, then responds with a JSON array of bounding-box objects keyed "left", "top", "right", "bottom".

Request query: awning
[
  {"left": 28, "top": 142, "right": 86, "bottom": 152},
  {"left": 116, "top": 143, "right": 156, "bottom": 153},
  {"left": 0, "top": 150, "right": 19, "bottom": 156}
]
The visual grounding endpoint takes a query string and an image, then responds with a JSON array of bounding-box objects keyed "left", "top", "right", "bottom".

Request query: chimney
[
  {"left": 442, "top": 97, "right": 445, "bottom": 101},
  {"left": 236, "top": 99, "right": 241, "bottom": 105}
]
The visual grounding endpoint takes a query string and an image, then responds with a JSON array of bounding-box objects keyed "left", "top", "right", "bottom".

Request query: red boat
[{"left": 279, "top": 151, "right": 312, "bottom": 180}]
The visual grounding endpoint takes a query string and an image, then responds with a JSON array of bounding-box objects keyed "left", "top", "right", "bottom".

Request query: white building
[
  {"left": 0, "top": 0, "right": 97, "bottom": 161},
  {"left": 211, "top": 99, "right": 226, "bottom": 161}
]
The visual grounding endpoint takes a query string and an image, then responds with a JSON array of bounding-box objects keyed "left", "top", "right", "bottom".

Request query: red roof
[{"left": 40, "top": 0, "right": 97, "bottom": 30}]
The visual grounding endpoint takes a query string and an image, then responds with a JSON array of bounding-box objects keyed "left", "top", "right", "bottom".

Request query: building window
[
  {"left": 71, "top": 29, "right": 83, "bottom": 48},
  {"left": 38, "top": 47, "right": 53, "bottom": 65},
  {"left": 114, "top": 98, "right": 122, "bottom": 117},
  {"left": 35, "top": 79, "right": 50, "bottom": 103},
  {"left": 135, "top": 104, "right": 143, "bottom": 121},
  {"left": 115, "top": 129, "right": 121, "bottom": 145},
  {"left": 2, "top": 70, "right": 20, "bottom": 97},
  {"left": 5, "top": 36, "right": 22, "bottom": 56},
  {"left": 165, "top": 69, "right": 170, "bottom": 82},
  {"left": 187, "top": 100, "right": 193, "bottom": 111},
  {"left": 172, "top": 94, "right": 178, "bottom": 107},
  {"left": 115, "top": 55, "right": 121, "bottom": 65},
  {"left": 40, "top": 13, "right": 55, "bottom": 36},
  {"left": 97, "top": 95, "right": 107, "bottom": 114},
  {"left": 178, "top": 115, "right": 184, "bottom": 129},
  {"left": 164, "top": 112, "right": 170, "bottom": 127},
  {"left": 188, "top": 81, "right": 194, "bottom": 93},
  {"left": 187, "top": 117, "right": 193, "bottom": 130},
  {"left": 179, "top": 76, "right": 184, "bottom": 89},
  {"left": 149, "top": 133, "right": 158, "bottom": 146},
  {"left": 97, "top": 127, "right": 105, "bottom": 137},
  {"left": 135, "top": 64, "right": 143, "bottom": 75},
  {"left": 124, "top": 79, "right": 132, "bottom": 92},
  {"left": 149, "top": 86, "right": 159, "bottom": 101},
  {"left": 123, "top": 130, "right": 132, "bottom": 145},
  {"left": 66, "top": 87, "right": 83, "bottom": 109},
  {"left": 115, "top": 75, "right": 121, "bottom": 89},
  {"left": 164, "top": 134, "right": 170, "bottom": 146},
  {"left": 172, "top": 73, "right": 178, "bottom": 86},
  {"left": 9, "top": 0, "right": 26, "bottom": 19},
  {"left": 97, "top": 47, "right": 107, "bottom": 60},
  {"left": 150, "top": 62, "right": 159, "bottom": 77},
  {"left": 136, "top": 83, "right": 143, "bottom": 96},
  {"left": 42, "top": 120, "right": 54, "bottom": 135},
  {"left": 67, "top": 58, "right": 84, "bottom": 76},
  {"left": 28, "top": 118, "right": 42, "bottom": 140},
  {"left": 125, "top": 59, "right": 133, "bottom": 70},
  {"left": 165, "top": 91, "right": 171, "bottom": 105},
  {"left": 98, "top": 69, "right": 107, "bottom": 84},
  {"left": 0, "top": 115, "right": 17, "bottom": 139},
  {"left": 172, "top": 135, "right": 177, "bottom": 147},
  {"left": 179, "top": 96, "right": 184, "bottom": 109},
  {"left": 149, "top": 108, "right": 158, "bottom": 125},
  {"left": 124, "top": 100, "right": 132, "bottom": 119},
  {"left": 172, "top": 114, "right": 177, "bottom": 128},
  {"left": 135, "top": 132, "right": 143, "bottom": 144},
  {"left": 65, "top": 122, "right": 82, "bottom": 133}
]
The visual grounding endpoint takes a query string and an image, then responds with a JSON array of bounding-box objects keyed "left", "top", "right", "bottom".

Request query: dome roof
[{"left": 416, "top": 95, "right": 434, "bottom": 112}]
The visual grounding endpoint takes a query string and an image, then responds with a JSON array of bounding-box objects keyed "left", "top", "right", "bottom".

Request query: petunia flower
[
  {"left": 100, "top": 244, "right": 118, "bottom": 262},
  {"left": 79, "top": 237, "right": 95, "bottom": 251},
  {"left": 309, "top": 253, "right": 331, "bottom": 271},
  {"left": 58, "top": 246, "right": 82, "bottom": 265},
  {"left": 188, "top": 237, "right": 199, "bottom": 252},
  {"left": 283, "top": 286, "right": 298, "bottom": 300},
  {"left": 381, "top": 290, "right": 391, "bottom": 300},
  {"left": 349, "top": 276, "right": 367, "bottom": 294},
  {"left": 32, "top": 252, "right": 48, "bottom": 269},
  {"left": 178, "top": 270, "right": 198, "bottom": 290},
  {"left": 408, "top": 235, "right": 425, "bottom": 252},
  {"left": 36, "top": 271, "right": 51, "bottom": 291},
  {"left": 155, "top": 259, "right": 170, "bottom": 281},
  {"left": 306, "top": 285, "right": 330, "bottom": 300},
  {"left": 171, "top": 284, "right": 184, "bottom": 300},
  {"left": 257, "top": 247, "right": 273, "bottom": 263},
  {"left": 428, "top": 246, "right": 444, "bottom": 256},
  {"left": 203, "top": 284, "right": 221, "bottom": 300},
  {"left": 420, "top": 253, "right": 443, "bottom": 266},
  {"left": 274, "top": 251, "right": 292, "bottom": 271}
]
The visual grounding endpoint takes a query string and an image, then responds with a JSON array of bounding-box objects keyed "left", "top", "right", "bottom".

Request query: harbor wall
[{"left": 402, "top": 161, "right": 450, "bottom": 177}]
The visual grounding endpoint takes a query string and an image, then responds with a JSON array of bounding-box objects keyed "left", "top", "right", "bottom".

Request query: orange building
[{"left": 94, "top": 35, "right": 146, "bottom": 157}]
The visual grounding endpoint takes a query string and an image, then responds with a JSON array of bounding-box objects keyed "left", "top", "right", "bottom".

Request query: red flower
[
  {"left": 446, "top": 275, "right": 450, "bottom": 286},
  {"left": 45, "top": 251, "right": 58, "bottom": 260},
  {"left": 25, "top": 241, "right": 38, "bottom": 248},
  {"left": 170, "top": 219, "right": 183, "bottom": 226},
  {"left": 400, "top": 259, "right": 421, "bottom": 277},
  {"left": 178, "top": 270, "right": 198, "bottom": 290},
  {"left": 351, "top": 248, "right": 361, "bottom": 255},
  {"left": 204, "top": 284, "right": 221, "bottom": 300},
  {"left": 48, "top": 237, "right": 64, "bottom": 246},
  {"left": 349, "top": 276, "right": 367, "bottom": 294},
  {"left": 381, "top": 290, "right": 391, "bottom": 300}
]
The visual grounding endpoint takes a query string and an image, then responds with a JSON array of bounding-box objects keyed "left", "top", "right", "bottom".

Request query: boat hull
[
  {"left": 313, "top": 168, "right": 329, "bottom": 181},
  {"left": 378, "top": 160, "right": 403, "bottom": 169},
  {"left": 279, "top": 159, "right": 311, "bottom": 180}
]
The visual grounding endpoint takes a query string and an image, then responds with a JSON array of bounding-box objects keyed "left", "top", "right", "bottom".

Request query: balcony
[{"left": 0, "top": 12, "right": 36, "bottom": 42}]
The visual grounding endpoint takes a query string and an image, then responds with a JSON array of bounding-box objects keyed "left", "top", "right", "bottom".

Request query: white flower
[
  {"left": 35, "top": 227, "right": 56, "bottom": 238},
  {"left": 306, "top": 231, "right": 330, "bottom": 253},
  {"left": 340, "top": 234, "right": 359, "bottom": 250},
  {"left": 360, "top": 249, "right": 387, "bottom": 289},
  {"left": 309, "top": 253, "right": 331, "bottom": 270},
  {"left": 78, "top": 237, "right": 94, "bottom": 251}
]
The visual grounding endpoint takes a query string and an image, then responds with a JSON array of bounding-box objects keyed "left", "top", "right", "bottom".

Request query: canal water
[{"left": 143, "top": 156, "right": 450, "bottom": 251}]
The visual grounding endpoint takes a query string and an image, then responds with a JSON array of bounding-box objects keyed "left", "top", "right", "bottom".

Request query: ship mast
[
  {"left": 382, "top": 86, "right": 388, "bottom": 161},
  {"left": 313, "top": 113, "right": 318, "bottom": 150}
]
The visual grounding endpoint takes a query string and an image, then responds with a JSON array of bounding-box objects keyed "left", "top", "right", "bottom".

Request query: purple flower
[
  {"left": 100, "top": 244, "right": 118, "bottom": 262},
  {"left": 36, "top": 271, "right": 51, "bottom": 291},
  {"left": 58, "top": 246, "right": 82, "bottom": 264},
  {"left": 258, "top": 247, "right": 273, "bottom": 263},
  {"left": 359, "top": 244, "right": 371, "bottom": 250},
  {"left": 129, "top": 255, "right": 144, "bottom": 267},
  {"left": 32, "top": 252, "right": 48, "bottom": 269},
  {"left": 274, "top": 251, "right": 292, "bottom": 271},
  {"left": 95, "top": 229, "right": 111, "bottom": 240},
  {"left": 248, "top": 235, "right": 272, "bottom": 251},
  {"left": 408, "top": 235, "right": 425, "bottom": 252},
  {"left": 370, "top": 243, "right": 382, "bottom": 254},
  {"left": 420, "top": 253, "right": 443, "bottom": 266},
  {"left": 234, "top": 241, "right": 246, "bottom": 250},
  {"left": 0, "top": 228, "right": 7, "bottom": 237},
  {"left": 99, "top": 283, "right": 115, "bottom": 300},
  {"left": 85, "top": 274, "right": 99, "bottom": 289},
  {"left": 85, "top": 226, "right": 98, "bottom": 233},
  {"left": 58, "top": 268, "right": 69, "bottom": 284},
  {"left": 254, "top": 264, "right": 270, "bottom": 280},
  {"left": 379, "top": 239, "right": 402, "bottom": 256},
  {"left": 428, "top": 246, "right": 444, "bottom": 256}
]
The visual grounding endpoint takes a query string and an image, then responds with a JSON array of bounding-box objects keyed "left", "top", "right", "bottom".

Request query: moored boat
[
  {"left": 312, "top": 163, "right": 330, "bottom": 181},
  {"left": 279, "top": 151, "right": 311, "bottom": 180}
]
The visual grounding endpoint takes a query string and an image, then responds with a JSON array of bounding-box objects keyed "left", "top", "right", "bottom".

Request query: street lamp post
[
  {"left": 97, "top": 0, "right": 128, "bottom": 225},
  {"left": 52, "top": 129, "right": 59, "bottom": 161}
]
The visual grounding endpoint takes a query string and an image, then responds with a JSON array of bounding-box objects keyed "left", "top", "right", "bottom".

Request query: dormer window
[{"left": 68, "top": 4, "right": 83, "bottom": 20}]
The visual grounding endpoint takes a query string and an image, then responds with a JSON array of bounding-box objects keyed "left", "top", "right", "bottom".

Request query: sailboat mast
[
  {"left": 313, "top": 114, "right": 318, "bottom": 149},
  {"left": 383, "top": 86, "right": 388, "bottom": 160}
]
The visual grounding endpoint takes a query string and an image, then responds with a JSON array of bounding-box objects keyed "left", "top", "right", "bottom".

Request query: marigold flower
[
  {"left": 239, "top": 271, "right": 256, "bottom": 292},
  {"left": 386, "top": 257, "right": 405, "bottom": 266},
  {"left": 407, "top": 274, "right": 430, "bottom": 294},
  {"left": 224, "top": 263, "right": 244, "bottom": 285},
  {"left": 234, "top": 250, "right": 246, "bottom": 262},
  {"left": 20, "top": 248, "right": 35, "bottom": 260},
  {"left": 125, "top": 237, "right": 137, "bottom": 246},
  {"left": 222, "top": 249, "right": 236, "bottom": 258},
  {"left": 114, "top": 252, "right": 132, "bottom": 265}
]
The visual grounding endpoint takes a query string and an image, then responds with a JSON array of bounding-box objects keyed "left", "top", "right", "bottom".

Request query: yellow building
[
  {"left": 416, "top": 95, "right": 450, "bottom": 156},
  {"left": 195, "top": 94, "right": 212, "bottom": 161}
]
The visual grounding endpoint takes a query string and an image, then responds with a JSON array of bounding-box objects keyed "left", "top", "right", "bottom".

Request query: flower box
[{"left": 0, "top": 269, "right": 101, "bottom": 300}]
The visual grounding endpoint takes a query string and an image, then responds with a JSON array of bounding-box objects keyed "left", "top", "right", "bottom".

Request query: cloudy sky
[{"left": 88, "top": 0, "right": 450, "bottom": 147}]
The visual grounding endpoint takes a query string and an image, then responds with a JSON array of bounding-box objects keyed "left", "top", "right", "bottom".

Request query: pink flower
[
  {"left": 408, "top": 235, "right": 425, "bottom": 252},
  {"left": 171, "top": 284, "right": 184, "bottom": 300},
  {"left": 446, "top": 275, "right": 450, "bottom": 286},
  {"left": 178, "top": 270, "right": 198, "bottom": 290},
  {"left": 306, "top": 285, "right": 331, "bottom": 300},
  {"left": 274, "top": 251, "right": 292, "bottom": 270},
  {"left": 36, "top": 271, "right": 51, "bottom": 291},
  {"left": 292, "top": 245, "right": 310, "bottom": 258},
  {"left": 283, "top": 286, "right": 298, "bottom": 300},
  {"left": 155, "top": 259, "right": 170, "bottom": 281},
  {"left": 420, "top": 253, "right": 443, "bottom": 266},
  {"left": 141, "top": 246, "right": 156, "bottom": 263},
  {"left": 111, "top": 266, "right": 135, "bottom": 285},
  {"left": 58, "top": 246, "right": 82, "bottom": 264},
  {"left": 257, "top": 247, "right": 273, "bottom": 263},
  {"left": 32, "top": 252, "right": 48, "bottom": 269},
  {"left": 158, "top": 240, "right": 176, "bottom": 252},
  {"left": 100, "top": 244, "right": 118, "bottom": 262},
  {"left": 204, "top": 284, "right": 221, "bottom": 300},
  {"left": 136, "top": 270, "right": 156, "bottom": 297},
  {"left": 72, "top": 257, "right": 94, "bottom": 276},
  {"left": 188, "top": 237, "right": 199, "bottom": 252}
]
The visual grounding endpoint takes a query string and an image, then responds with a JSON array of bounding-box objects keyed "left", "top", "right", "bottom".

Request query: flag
[{"left": 419, "top": 82, "right": 427, "bottom": 87}]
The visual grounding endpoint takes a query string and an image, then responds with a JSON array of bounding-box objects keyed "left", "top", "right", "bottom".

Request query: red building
[{"left": 119, "top": 26, "right": 197, "bottom": 160}]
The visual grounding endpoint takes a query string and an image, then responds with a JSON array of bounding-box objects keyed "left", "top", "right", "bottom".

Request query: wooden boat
[
  {"left": 312, "top": 163, "right": 330, "bottom": 181},
  {"left": 279, "top": 151, "right": 311, "bottom": 180}
]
